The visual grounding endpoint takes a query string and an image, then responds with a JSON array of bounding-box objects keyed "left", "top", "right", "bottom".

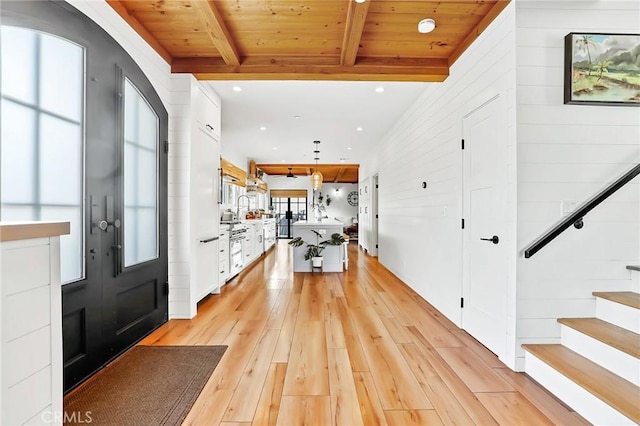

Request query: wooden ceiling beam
[
  {"left": 105, "top": 1, "right": 172, "bottom": 64},
  {"left": 334, "top": 167, "right": 347, "bottom": 183},
  {"left": 340, "top": 0, "right": 370, "bottom": 66},
  {"left": 194, "top": 0, "right": 241, "bottom": 66},
  {"left": 172, "top": 57, "right": 449, "bottom": 82}
]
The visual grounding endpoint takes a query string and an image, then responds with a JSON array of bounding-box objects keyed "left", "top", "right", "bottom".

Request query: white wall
[
  {"left": 319, "top": 183, "right": 358, "bottom": 224},
  {"left": 514, "top": 0, "right": 640, "bottom": 368},
  {"left": 167, "top": 74, "right": 196, "bottom": 318},
  {"left": 360, "top": 2, "right": 517, "bottom": 366}
]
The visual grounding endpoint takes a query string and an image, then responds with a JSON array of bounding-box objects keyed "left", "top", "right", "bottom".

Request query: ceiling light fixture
[
  {"left": 356, "top": 127, "right": 363, "bottom": 132},
  {"left": 418, "top": 18, "right": 436, "bottom": 34},
  {"left": 294, "top": 115, "right": 301, "bottom": 119},
  {"left": 232, "top": 86, "right": 242, "bottom": 92},
  {"left": 355, "top": 0, "right": 366, "bottom": 3},
  {"left": 311, "top": 140, "right": 323, "bottom": 190},
  {"left": 375, "top": 86, "right": 384, "bottom": 93},
  {"left": 347, "top": 147, "right": 352, "bottom": 150},
  {"left": 259, "top": 126, "right": 267, "bottom": 131},
  {"left": 272, "top": 147, "right": 278, "bottom": 150}
]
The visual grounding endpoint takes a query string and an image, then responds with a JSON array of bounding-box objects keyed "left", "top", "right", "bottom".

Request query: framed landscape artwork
[{"left": 564, "top": 33, "right": 640, "bottom": 106}]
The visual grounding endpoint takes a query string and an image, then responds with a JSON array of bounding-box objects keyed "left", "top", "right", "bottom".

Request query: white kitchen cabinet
[
  {"left": 263, "top": 218, "right": 276, "bottom": 251},
  {"left": 189, "top": 83, "right": 221, "bottom": 306},
  {"left": 253, "top": 220, "right": 264, "bottom": 259},
  {"left": 194, "top": 85, "right": 221, "bottom": 139},
  {"left": 219, "top": 225, "right": 230, "bottom": 284}
]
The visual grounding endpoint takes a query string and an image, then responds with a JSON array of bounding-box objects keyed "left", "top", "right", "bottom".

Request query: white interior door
[{"left": 462, "top": 94, "right": 508, "bottom": 359}]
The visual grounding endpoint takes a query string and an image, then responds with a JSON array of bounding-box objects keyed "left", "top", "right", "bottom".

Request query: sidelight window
[{"left": 1, "top": 26, "right": 84, "bottom": 284}]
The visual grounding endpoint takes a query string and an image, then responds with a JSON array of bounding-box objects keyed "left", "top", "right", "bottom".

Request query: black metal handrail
[{"left": 524, "top": 163, "right": 640, "bottom": 258}]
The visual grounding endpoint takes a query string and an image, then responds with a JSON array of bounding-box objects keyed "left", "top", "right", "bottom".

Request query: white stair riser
[
  {"left": 524, "top": 352, "right": 636, "bottom": 426},
  {"left": 596, "top": 298, "right": 640, "bottom": 333},
  {"left": 561, "top": 326, "right": 640, "bottom": 387}
]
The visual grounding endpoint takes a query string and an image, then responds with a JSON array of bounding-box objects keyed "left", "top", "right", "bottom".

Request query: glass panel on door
[
  {"left": 123, "top": 79, "right": 159, "bottom": 267},
  {"left": 0, "top": 26, "right": 84, "bottom": 283}
]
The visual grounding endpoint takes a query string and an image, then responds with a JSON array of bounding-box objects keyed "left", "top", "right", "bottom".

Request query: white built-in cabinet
[
  {"left": 218, "top": 225, "right": 230, "bottom": 285},
  {"left": 243, "top": 221, "right": 264, "bottom": 266},
  {"left": 358, "top": 177, "right": 371, "bottom": 252},
  {"left": 188, "top": 82, "right": 221, "bottom": 309},
  {"left": 1, "top": 222, "right": 69, "bottom": 426}
]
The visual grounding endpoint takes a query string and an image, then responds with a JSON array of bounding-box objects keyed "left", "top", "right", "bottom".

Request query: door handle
[
  {"left": 96, "top": 219, "right": 121, "bottom": 232},
  {"left": 480, "top": 235, "right": 500, "bottom": 244},
  {"left": 200, "top": 237, "right": 219, "bottom": 243}
]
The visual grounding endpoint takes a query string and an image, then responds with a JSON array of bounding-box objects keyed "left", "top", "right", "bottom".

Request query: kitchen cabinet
[
  {"left": 218, "top": 225, "right": 230, "bottom": 285},
  {"left": 242, "top": 220, "right": 264, "bottom": 265},
  {"left": 263, "top": 218, "right": 276, "bottom": 251},
  {"left": 190, "top": 83, "right": 221, "bottom": 303},
  {"left": 194, "top": 85, "right": 221, "bottom": 139}
]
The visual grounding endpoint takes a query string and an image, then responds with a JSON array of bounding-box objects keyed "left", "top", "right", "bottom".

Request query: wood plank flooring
[{"left": 141, "top": 241, "right": 587, "bottom": 425}]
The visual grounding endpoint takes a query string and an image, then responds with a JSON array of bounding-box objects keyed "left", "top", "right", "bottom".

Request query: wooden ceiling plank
[
  {"left": 334, "top": 167, "right": 347, "bottom": 183},
  {"left": 106, "top": 1, "right": 173, "bottom": 64},
  {"left": 194, "top": 0, "right": 241, "bottom": 66},
  {"left": 448, "top": 0, "right": 511, "bottom": 66},
  {"left": 340, "top": 0, "right": 370, "bottom": 66},
  {"left": 193, "top": 72, "right": 447, "bottom": 82}
]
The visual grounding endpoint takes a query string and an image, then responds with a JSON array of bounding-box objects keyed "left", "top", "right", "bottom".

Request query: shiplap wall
[
  {"left": 167, "top": 75, "right": 196, "bottom": 318},
  {"left": 515, "top": 0, "right": 640, "bottom": 369},
  {"left": 361, "top": 2, "right": 518, "bottom": 366}
]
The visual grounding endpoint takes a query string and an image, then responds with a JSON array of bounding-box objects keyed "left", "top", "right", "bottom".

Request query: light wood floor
[{"left": 141, "top": 241, "right": 588, "bottom": 425}]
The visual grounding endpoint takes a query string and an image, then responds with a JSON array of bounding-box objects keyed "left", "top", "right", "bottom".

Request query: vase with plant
[{"left": 288, "top": 230, "right": 345, "bottom": 268}]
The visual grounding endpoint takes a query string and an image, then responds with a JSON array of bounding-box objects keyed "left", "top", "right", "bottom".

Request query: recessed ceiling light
[
  {"left": 281, "top": 159, "right": 286, "bottom": 163},
  {"left": 375, "top": 86, "right": 384, "bottom": 93},
  {"left": 356, "top": 127, "right": 363, "bottom": 132},
  {"left": 259, "top": 126, "right": 267, "bottom": 131},
  {"left": 294, "top": 115, "right": 301, "bottom": 119},
  {"left": 232, "top": 86, "right": 242, "bottom": 92},
  {"left": 355, "top": 0, "right": 366, "bottom": 3},
  {"left": 347, "top": 147, "right": 352, "bottom": 150},
  {"left": 418, "top": 18, "right": 436, "bottom": 34},
  {"left": 340, "top": 158, "right": 346, "bottom": 163},
  {"left": 272, "top": 147, "right": 278, "bottom": 150}
]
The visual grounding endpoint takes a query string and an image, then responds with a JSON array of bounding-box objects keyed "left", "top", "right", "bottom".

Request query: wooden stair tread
[
  {"left": 523, "top": 344, "right": 640, "bottom": 423},
  {"left": 626, "top": 265, "right": 640, "bottom": 272},
  {"left": 558, "top": 318, "right": 640, "bottom": 359},
  {"left": 592, "top": 291, "right": 640, "bottom": 310}
]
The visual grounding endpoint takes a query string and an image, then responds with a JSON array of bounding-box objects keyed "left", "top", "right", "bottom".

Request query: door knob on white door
[{"left": 480, "top": 235, "right": 499, "bottom": 244}]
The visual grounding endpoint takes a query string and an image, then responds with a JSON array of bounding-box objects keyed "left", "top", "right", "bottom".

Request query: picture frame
[{"left": 564, "top": 32, "right": 640, "bottom": 106}]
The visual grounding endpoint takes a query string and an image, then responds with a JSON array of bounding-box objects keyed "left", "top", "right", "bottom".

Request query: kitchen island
[{"left": 292, "top": 219, "right": 344, "bottom": 272}]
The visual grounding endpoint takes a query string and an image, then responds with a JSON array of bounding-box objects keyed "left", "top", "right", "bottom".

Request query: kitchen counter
[{"left": 292, "top": 219, "right": 344, "bottom": 272}]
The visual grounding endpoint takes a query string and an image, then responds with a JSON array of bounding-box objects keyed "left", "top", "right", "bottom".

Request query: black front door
[{"left": 1, "top": 1, "right": 168, "bottom": 392}]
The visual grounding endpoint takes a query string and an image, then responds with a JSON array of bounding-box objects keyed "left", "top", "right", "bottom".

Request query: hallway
[{"left": 139, "top": 241, "right": 587, "bottom": 425}]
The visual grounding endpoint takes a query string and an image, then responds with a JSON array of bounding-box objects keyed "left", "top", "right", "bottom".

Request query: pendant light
[{"left": 311, "top": 140, "right": 323, "bottom": 190}]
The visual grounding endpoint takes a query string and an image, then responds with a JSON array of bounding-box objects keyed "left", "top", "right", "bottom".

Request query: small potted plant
[{"left": 288, "top": 230, "right": 345, "bottom": 269}]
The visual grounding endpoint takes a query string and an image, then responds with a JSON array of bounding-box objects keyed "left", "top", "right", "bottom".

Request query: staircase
[{"left": 523, "top": 285, "right": 640, "bottom": 425}]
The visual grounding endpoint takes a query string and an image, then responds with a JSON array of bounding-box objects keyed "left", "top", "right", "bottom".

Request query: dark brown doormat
[{"left": 64, "top": 345, "right": 227, "bottom": 426}]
